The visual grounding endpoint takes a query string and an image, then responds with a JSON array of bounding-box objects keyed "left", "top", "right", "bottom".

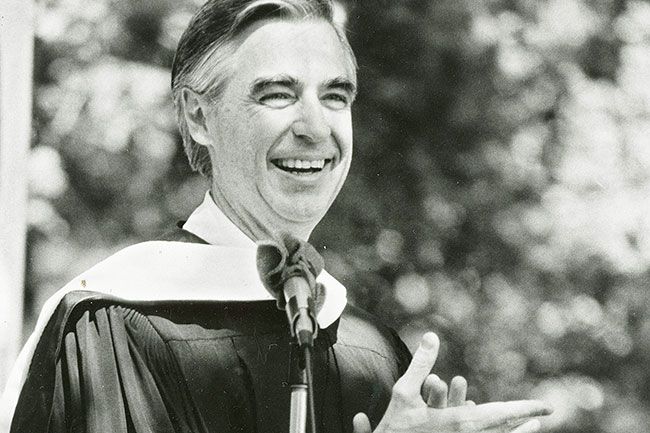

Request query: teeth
[{"left": 275, "top": 159, "right": 327, "bottom": 170}]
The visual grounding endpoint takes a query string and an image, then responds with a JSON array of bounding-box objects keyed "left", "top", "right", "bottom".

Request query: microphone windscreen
[
  {"left": 256, "top": 233, "right": 325, "bottom": 311},
  {"left": 256, "top": 240, "right": 286, "bottom": 301}
]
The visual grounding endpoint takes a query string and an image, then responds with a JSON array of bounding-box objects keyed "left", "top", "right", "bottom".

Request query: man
[{"left": 1, "top": 1, "right": 551, "bottom": 432}]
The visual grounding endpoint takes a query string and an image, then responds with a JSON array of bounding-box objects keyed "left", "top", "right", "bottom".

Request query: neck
[{"left": 209, "top": 186, "right": 314, "bottom": 243}]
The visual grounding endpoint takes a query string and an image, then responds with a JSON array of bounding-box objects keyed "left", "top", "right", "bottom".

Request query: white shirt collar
[
  {"left": 182, "top": 191, "right": 348, "bottom": 324},
  {"left": 182, "top": 191, "right": 256, "bottom": 249}
]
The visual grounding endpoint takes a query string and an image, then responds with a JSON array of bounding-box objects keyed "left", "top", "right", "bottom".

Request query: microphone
[
  {"left": 256, "top": 233, "right": 325, "bottom": 347},
  {"left": 284, "top": 274, "right": 318, "bottom": 346}
]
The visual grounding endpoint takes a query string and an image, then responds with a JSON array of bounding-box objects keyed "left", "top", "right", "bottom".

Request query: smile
[{"left": 271, "top": 158, "right": 332, "bottom": 175}]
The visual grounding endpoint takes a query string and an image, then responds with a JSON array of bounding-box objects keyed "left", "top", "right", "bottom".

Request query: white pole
[{"left": 0, "top": 0, "right": 34, "bottom": 392}]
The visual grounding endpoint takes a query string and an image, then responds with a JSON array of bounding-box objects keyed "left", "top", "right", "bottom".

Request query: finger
[
  {"left": 426, "top": 375, "right": 448, "bottom": 408},
  {"left": 352, "top": 412, "right": 372, "bottom": 433},
  {"left": 511, "top": 419, "right": 542, "bottom": 433},
  {"left": 422, "top": 374, "right": 448, "bottom": 407},
  {"left": 421, "top": 374, "right": 434, "bottom": 403},
  {"left": 467, "top": 400, "right": 552, "bottom": 429},
  {"left": 394, "top": 332, "right": 440, "bottom": 396},
  {"left": 448, "top": 376, "right": 467, "bottom": 407}
]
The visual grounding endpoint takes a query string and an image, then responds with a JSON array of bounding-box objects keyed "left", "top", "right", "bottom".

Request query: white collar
[
  {"left": 181, "top": 191, "right": 347, "bottom": 327},
  {"left": 182, "top": 191, "right": 256, "bottom": 249}
]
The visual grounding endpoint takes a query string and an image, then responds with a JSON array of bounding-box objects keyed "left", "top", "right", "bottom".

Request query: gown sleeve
[{"left": 10, "top": 293, "right": 201, "bottom": 433}]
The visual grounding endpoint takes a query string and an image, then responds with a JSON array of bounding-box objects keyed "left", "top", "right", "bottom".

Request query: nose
[{"left": 291, "top": 97, "right": 331, "bottom": 143}]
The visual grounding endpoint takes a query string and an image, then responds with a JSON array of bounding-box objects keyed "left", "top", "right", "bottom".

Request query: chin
[{"left": 273, "top": 200, "right": 330, "bottom": 225}]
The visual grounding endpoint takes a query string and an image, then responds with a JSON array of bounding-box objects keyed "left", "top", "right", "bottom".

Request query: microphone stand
[
  {"left": 256, "top": 236, "right": 323, "bottom": 433},
  {"left": 285, "top": 276, "right": 318, "bottom": 433},
  {"left": 289, "top": 344, "right": 316, "bottom": 433}
]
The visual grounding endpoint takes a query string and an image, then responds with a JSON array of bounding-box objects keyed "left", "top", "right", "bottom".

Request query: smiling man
[
  {"left": 179, "top": 19, "right": 354, "bottom": 240},
  {"left": 1, "top": 1, "right": 552, "bottom": 432},
  {"left": 175, "top": 9, "right": 356, "bottom": 241}
]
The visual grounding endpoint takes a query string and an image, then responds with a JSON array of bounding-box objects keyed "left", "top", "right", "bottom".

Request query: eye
[
  {"left": 321, "top": 92, "right": 351, "bottom": 110},
  {"left": 259, "top": 92, "right": 296, "bottom": 108}
]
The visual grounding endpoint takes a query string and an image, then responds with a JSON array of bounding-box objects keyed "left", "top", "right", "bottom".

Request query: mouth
[{"left": 270, "top": 158, "right": 333, "bottom": 175}]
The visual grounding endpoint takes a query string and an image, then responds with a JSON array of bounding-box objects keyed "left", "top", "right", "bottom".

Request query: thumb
[{"left": 353, "top": 412, "right": 372, "bottom": 433}]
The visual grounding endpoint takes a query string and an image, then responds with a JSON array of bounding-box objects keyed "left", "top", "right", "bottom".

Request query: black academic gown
[{"left": 10, "top": 229, "right": 411, "bottom": 433}]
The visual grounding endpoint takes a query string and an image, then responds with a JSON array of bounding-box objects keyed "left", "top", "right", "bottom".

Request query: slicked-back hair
[{"left": 172, "top": 0, "right": 356, "bottom": 177}]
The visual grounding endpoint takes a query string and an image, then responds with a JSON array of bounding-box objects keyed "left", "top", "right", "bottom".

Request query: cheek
[
  {"left": 249, "top": 110, "right": 296, "bottom": 156},
  {"left": 330, "top": 113, "right": 353, "bottom": 152},
  {"left": 209, "top": 115, "right": 260, "bottom": 168},
  {"left": 255, "top": 108, "right": 296, "bottom": 134}
]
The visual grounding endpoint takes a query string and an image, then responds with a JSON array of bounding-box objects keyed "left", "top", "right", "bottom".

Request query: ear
[{"left": 180, "top": 87, "right": 212, "bottom": 146}]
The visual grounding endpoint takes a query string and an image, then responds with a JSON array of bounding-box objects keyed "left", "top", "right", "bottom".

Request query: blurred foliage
[{"left": 25, "top": 0, "right": 650, "bottom": 431}]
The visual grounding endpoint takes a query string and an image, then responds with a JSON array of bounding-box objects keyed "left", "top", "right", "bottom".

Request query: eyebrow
[
  {"left": 324, "top": 76, "right": 357, "bottom": 97},
  {"left": 250, "top": 75, "right": 299, "bottom": 95},
  {"left": 249, "top": 74, "right": 357, "bottom": 97}
]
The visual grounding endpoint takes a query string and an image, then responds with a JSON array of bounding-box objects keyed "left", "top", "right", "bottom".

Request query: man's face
[{"left": 201, "top": 19, "right": 355, "bottom": 234}]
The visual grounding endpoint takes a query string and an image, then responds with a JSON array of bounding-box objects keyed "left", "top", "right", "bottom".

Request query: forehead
[{"left": 228, "top": 18, "right": 356, "bottom": 87}]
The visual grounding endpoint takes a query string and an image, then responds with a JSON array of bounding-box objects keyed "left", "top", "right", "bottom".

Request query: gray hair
[{"left": 171, "top": 0, "right": 357, "bottom": 177}]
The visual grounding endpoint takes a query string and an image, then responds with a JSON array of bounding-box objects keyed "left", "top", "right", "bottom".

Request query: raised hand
[{"left": 352, "top": 333, "right": 552, "bottom": 433}]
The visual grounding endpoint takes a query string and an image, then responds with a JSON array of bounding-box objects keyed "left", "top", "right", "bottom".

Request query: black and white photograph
[{"left": 1, "top": 0, "right": 649, "bottom": 432}]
